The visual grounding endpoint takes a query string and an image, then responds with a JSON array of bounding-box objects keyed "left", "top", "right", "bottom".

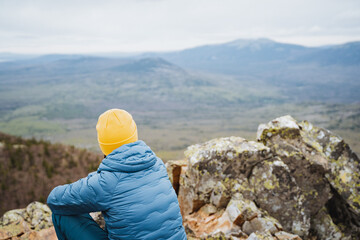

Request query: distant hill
[
  {"left": 0, "top": 132, "right": 103, "bottom": 215},
  {"left": 0, "top": 53, "right": 39, "bottom": 63},
  {"left": 151, "top": 38, "right": 360, "bottom": 74},
  {"left": 292, "top": 41, "right": 360, "bottom": 66}
]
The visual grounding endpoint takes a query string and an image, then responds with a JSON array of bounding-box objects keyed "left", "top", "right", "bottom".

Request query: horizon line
[{"left": 1, "top": 37, "right": 359, "bottom": 56}]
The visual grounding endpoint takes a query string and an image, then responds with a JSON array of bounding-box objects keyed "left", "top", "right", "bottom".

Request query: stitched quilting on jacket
[{"left": 47, "top": 140, "right": 187, "bottom": 240}]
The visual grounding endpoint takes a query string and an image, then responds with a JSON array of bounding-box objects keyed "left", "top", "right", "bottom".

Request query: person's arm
[{"left": 47, "top": 171, "right": 116, "bottom": 215}]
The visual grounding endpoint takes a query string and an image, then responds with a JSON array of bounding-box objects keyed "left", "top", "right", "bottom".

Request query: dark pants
[{"left": 52, "top": 213, "right": 109, "bottom": 240}]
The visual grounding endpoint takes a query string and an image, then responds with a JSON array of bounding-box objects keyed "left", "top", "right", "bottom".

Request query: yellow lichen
[
  {"left": 339, "top": 171, "right": 351, "bottom": 184},
  {"left": 264, "top": 180, "right": 276, "bottom": 190}
]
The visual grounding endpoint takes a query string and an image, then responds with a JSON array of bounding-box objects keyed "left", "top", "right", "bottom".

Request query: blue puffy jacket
[{"left": 47, "top": 141, "right": 187, "bottom": 240}]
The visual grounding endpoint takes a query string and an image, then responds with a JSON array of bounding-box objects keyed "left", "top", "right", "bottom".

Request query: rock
[
  {"left": 176, "top": 115, "right": 360, "bottom": 239},
  {"left": 18, "top": 227, "right": 57, "bottom": 240},
  {"left": 0, "top": 202, "right": 108, "bottom": 240},
  {"left": 178, "top": 179, "right": 205, "bottom": 218},
  {"left": 210, "top": 182, "right": 231, "bottom": 208},
  {"left": 0, "top": 219, "right": 30, "bottom": 240},
  {"left": 202, "top": 232, "right": 228, "bottom": 240},
  {"left": 0, "top": 202, "right": 53, "bottom": 240},
  {"left": 310, "top": 207, "right": 350, "bottom": 240},
  {"left": 89, "top": 212, "right": 105, "bottom": 229},
  {"left": 202, "top": 231, "right": 244, "bottom": 240},
  {"left": 0, "top": 209, "right": 27, "bottom": 226},
  {"left": 225, "top": 195, "right": 261, "bottom": 226},
  {"left": 180, "top": 137, "right": 270, "bottom": 217},
  {"left": 24, "top": 202, "right": 52, "bottom": 231},
  {"left": 274, "top": 231, "right": 302, "bottom": 240},
  {"left": 257, "top": 115, "right": 360, "bottom": 237},
  {"left": 179, "top": 137, "right": 302, "bottom": 239},
  {"left": 249, "top": 158, "right": 309, "bottom": 236},
  {"left": 165, "top": 159, "right": 187, "bottom": 195},
  {"left": 246, "top": 231, "right": 276, "bottom": 240},
  {"left": 300, "top": 121, "right": 360, "bottom": 217},
  {"left": 257, "top": 116, "right": 332, "bottom": 216},
  {"left": 185, "top": 137, "right": 271, "bottom": 179},
  {"left": 242, "top": 217, "right": 280, "bottom": 235},
  {"left": 1, "top": 115, "right": 359, "bottom": 240},
  {"left": 184, "top": 204, "right": 245, "bottom": 238}
]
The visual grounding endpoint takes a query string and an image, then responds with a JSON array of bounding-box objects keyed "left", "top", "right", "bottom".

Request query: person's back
[{"left": 47, "top": 109, "right": 187, "bottom": 240}]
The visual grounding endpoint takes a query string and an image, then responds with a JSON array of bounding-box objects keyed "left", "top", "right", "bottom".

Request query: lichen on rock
[
  {"left": 257, "top": 115, "right": 360, "bottom": 238},
  {"left": 0, "top": 202, "right": 106, "bottom": 240},
  {"left": 0, "top": 201, "right": 55, "bottom": 240},
  {"left": 311, "top": 207, "right": 351, "bottom": 240},
  {"left": 249, "top": 158, "right": 309, "bottom": 237},
  {"left": 0, "top": 201, "right": 52, "bottom": 232},
  {"left": 177, "top": 115, "right": 359, "bottom": 239},
  {"left": 179, "top": 136, "right": 302, "bottom": 239},
  {"left": 257, "top": 116, "right": 332, "bottom": 217},
  {"left": 25, "top": 202, "right": 52, "bottom": 231}
]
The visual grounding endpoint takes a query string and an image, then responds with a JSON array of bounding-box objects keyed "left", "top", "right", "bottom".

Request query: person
[{"left": 47, "top": 109, "right": 187, "bottom": 240}]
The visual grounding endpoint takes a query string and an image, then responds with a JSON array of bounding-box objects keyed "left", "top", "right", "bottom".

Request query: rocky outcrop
[
  {"left": 0, "top": 202, "right": 105, "bottom": 240},
  {"left": 169, "top": 115, "right": 360, "bottom": 239},
  {"left": 258, "top": 115, "right": 359, "bottom": 238},
  {"left": 0, "top": 202, "right": 55, "bottom": 240},
  {"left": 1, "top": 115, "right": 359, "bottom": 239}
]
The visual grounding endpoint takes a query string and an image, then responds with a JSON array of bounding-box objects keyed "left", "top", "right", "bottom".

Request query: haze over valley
[{"left": 0, "top": 38, "right": 359, "bottom": 159}]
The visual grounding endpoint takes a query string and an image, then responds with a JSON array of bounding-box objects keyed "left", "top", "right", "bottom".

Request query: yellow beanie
[{"left": 96, "top": 109, "right": 138, "bottom": 155}]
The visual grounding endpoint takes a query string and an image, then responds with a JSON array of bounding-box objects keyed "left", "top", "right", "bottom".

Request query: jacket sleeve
[{"left": 47, "top": 171, "right": 116, "bottom": 215}]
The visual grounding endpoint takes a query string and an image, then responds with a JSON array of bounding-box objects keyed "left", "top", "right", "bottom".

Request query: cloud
[{"left": 0, "top": 0, "right": 359, "bottom": 53}]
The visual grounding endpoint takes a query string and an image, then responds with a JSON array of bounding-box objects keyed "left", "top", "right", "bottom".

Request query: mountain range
[
  {"left": 0, "top": 38, "right": 359, "bottom": 158},
  {"left": 150, "top": 38, "right": 360, "bottom": 74}
]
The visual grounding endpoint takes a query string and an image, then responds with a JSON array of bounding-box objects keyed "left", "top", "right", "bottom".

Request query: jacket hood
[{"left": 97, "top": 140, "right": 157, "bottom": 173}]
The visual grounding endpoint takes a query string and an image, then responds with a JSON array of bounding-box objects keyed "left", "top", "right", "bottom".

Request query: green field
[{"left": 0, "top": 102, "right": 358, "bottom": 161}]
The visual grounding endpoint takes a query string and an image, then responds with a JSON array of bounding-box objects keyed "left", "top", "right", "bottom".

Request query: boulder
[
  {"left": 24, "top": 202, "right": 52, "bottom": 231},
  {"left": 274, "top": 231, "right": 302, "bottom": 240},
  {"left": 0, "top": 202, "right": 53, "bottom": 240},
  {"left": 18, "top": 227, "right": 57, "bottom": 240},
  {"left": 180, "top": 136, "right": 270, "bottom": 216},
  {"left": 0, "top": 209, "right": 27, "bottom": 226},
  {"left": 257, "top": 115, "right": 360, "bottom": 237},
  {"left": 310, "top": 207, "right": 351, "bottom": 240},
  {"left": 178, "top": 136, "right": 302, "bottom": 239},
  {"left": 249, "top": 158, "right": 309, "bottom": 236},
  {"left": 242, "top": 216, "right": 281, "bottom": 236},
  {"left": 246, "top": 231, "right": 276, "bottom": 240},
  {"left": 165, "top": 159, "right": 188, "bottom": 195},
  {"left": 176, "top": 115, "right": 359, "bottom": 239},
  {"left": 257, "top": 115, "right": 332, "bottom": 216},
  {"left": 0, "top": 202, "right": 108, "bottom": 240},
  {"left": 225, "top": 195, "right": 261, "bottom": 226},
  {"left": 184, "top": 204, "right": 244, "bottom": 238},
  {"left": 0, "top": 219, "right": 30, "bottom": 240}
]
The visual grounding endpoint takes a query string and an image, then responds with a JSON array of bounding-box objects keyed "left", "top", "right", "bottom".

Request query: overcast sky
[{"left": 0, "top": 0, "right": 359, "bottom": 54}]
